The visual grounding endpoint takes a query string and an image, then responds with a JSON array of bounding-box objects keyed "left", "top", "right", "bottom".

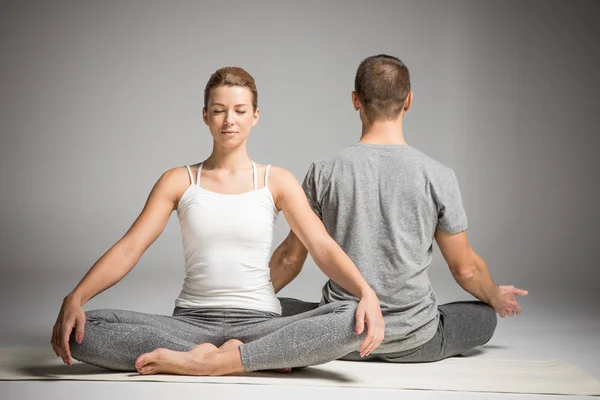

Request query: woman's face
[{"left": 203, "top": 85, "right": 259, "bottom": 149}]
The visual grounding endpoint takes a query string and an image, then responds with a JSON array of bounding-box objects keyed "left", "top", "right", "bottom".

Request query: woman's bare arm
[
  {"left": 51, "top": 167, "right": 189, "bottom": 365},
  {"left": 269, "top": 166, "right": 384, "bottom": 357}
]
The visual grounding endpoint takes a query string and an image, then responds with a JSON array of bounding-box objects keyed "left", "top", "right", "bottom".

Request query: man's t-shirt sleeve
[
  {"left": 435, "top": 169, "right": 468, "bottom": 234},
  {"left": 302, "top": 162, "right": 322, "bottom": 220}
]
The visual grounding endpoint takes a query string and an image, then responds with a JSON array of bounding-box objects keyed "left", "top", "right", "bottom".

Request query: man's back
[{"left": 303, "top": 143, "right": 467, "bottom": 351}]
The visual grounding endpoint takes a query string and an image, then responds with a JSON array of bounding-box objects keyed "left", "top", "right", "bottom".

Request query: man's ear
[
  {"left": 404, "top": 92, "right": 413, "bottom": 111},
  {"left": 352, "top": 91, "right": 361, "bottom": 111}
]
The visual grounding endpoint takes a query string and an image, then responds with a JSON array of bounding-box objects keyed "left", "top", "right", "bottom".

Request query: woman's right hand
[{"left": 51, "top": 295, "right": 86, "bottom": 366}]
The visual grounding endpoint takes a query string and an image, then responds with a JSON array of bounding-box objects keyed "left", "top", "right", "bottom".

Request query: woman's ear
[{"left": 252, "top": 108, "right": 260, "bottom": 127}]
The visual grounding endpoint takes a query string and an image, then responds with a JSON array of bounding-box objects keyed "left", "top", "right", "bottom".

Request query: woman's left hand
[{"left": 355, "top": 290, "right": 385, "bottom": 357}]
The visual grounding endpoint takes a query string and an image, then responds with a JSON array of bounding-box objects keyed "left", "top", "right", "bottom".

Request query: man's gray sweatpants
[{"left": 70, "top": 300, "right": 362, "bottom": 372}]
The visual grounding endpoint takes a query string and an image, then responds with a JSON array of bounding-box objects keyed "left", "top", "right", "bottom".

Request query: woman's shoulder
[
  {"left": 260, "top": 166, "right": 305, "bottom": 204},
  {"left": 259, "top": 165, "right": 296, "bottom": 183},
  {"left": 152, "top": 165, "right": 199, "bottom": 200},
  {"left": 161, "top": 164, "right": 198, "bottom": 184}
]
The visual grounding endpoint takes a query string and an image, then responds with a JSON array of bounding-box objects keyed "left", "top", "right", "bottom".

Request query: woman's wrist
[
  {"left": 65, "top": 291, "right": 85, "bottom": 307},
  {"left": 358, "top": 285, "right": 376, "bottom": 300}
]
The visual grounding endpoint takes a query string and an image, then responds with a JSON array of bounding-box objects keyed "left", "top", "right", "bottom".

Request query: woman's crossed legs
[{"left": 70, "top": 300, "right": 363, "bottom": 375}]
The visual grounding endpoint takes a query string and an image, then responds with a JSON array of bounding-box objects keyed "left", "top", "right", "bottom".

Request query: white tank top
[{"left": 174, "top": 162, "right": 282, "bottom": 314}]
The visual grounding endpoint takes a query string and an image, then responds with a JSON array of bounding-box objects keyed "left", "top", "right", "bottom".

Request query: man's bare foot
[{"left": 135, "top": 343, "right": 218, "bottom": 376}]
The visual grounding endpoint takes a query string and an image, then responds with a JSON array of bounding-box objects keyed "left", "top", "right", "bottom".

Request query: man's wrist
[{"left": 487, "top": 285, "right": 502, "bottom": 309}]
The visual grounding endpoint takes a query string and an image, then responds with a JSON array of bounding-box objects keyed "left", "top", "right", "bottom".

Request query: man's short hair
[{"left": 355, "top": 54, "right": 411, "bottom": 121}]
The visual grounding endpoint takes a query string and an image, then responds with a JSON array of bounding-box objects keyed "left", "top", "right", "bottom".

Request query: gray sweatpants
[
  {"left": 280, "top": 298, "right": 497, "bottom": 362},
  {"left": 70, "top": 301, "right": 362, "bottom": 372}
]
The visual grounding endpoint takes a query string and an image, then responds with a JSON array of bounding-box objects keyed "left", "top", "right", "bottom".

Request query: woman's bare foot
[
  {"left": 218, "top": 339, "right": 243, "bottom": 352},
  {"left": 135, "top": 343, "right": 219, "bottom": 376},
  {"left": 135, "top": 339, "right": 291, "bottom": 376},
  {"left": 218, "top": 339, "right": 290, "bottom": 373}
]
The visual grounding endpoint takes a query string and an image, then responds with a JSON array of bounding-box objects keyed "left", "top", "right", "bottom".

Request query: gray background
[{"left": 1, "top": 0, "right": 599, "bottom": 360}]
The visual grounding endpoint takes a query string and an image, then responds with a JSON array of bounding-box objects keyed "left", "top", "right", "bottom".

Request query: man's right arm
[
  {"left": 268, "top": 161, "right": 320, "bottom": 293},
  {"left": 269, "top": 230, "right": 308, "bottom": 293},
  {"left": 434, "top": 230, "right": 527, "bottom": 317}
]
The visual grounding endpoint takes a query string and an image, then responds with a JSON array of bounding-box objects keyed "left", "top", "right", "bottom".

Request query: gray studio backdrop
[{"left": 0, "top": 0, "right": 598, "bottom": 342}]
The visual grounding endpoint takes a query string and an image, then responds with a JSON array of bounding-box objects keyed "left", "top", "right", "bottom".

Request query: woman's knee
[
  {"left": 316, "top": 301, "right": 359, "bottom": 333},
  {"left": 84, "top": 309, "right": 121, "bottom": 324},
  {"left": 69, "top": 309, "right": 115, "bottom": 359},
  {"left": 330, "top": 300, "right": 359, "bottom": 316}
]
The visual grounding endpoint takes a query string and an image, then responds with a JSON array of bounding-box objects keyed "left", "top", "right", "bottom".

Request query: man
[{"left": 270, "top": 54, "right": 528, "bottom": 362}]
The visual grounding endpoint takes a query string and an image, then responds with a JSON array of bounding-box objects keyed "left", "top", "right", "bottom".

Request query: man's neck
[{"left": 358, "top": 119, "right": 407, "bottom": 145}]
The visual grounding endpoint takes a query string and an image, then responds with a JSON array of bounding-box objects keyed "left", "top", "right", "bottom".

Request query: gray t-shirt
[{"left": 303, "top": 143, "right": 468, "bottom": 352}]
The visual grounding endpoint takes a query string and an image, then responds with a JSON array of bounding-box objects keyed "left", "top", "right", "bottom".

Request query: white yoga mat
[{"left": 1, "top": 347, "right": 599, "bottom": 396}]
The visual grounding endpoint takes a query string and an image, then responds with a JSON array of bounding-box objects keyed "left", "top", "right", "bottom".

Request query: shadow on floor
[{"left": 17, "top": 362, "right": 353, "bottom": 383}]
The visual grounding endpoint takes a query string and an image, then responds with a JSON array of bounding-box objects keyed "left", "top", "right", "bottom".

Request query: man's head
[{"left": 353, "top": 54, "right": 412, "bottom": 123}]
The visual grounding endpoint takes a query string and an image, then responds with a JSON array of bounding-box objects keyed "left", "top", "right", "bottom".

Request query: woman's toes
[
  {"left": 219, "top": 339, "right": 243, "bottom": 352},
  {"left": 138, "top": 363, "right": 156, "bottom": 375},
  {"left": 136, "top": 348, "right": 167, "bottom": 369},
  {"left": 135, "top": 354, "right": 150, "bottom": 369}
]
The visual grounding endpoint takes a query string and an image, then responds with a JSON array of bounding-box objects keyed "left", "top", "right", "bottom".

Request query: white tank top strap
[
  {"left": 185, "top": 165, "right": 195, "bottom": 185},
  {"left": 264, "top": 165, "right": 271, "bottom": 187},
  {"left": 252, "top": 161, "right": 258, "bottom": 191},
  {"left": 196, "top": 163, "right": 203, "bottom": 186}
]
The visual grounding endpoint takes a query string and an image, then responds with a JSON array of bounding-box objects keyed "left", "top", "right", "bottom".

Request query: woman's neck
[{"left": 204, "top": 141, "right": 253, "bottom": 171}]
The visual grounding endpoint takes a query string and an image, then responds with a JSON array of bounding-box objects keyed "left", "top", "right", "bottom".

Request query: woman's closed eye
[{"left": 212, "top": 110, "right": 246, "bottom": 114}]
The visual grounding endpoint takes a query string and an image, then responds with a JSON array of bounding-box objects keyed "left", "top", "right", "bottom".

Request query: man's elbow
[
  {"left": 282, "top": 254, "right": 307, "bottom": 271},
  {"left": 451, "top": 262, "right": 477, "bottom": 282}
]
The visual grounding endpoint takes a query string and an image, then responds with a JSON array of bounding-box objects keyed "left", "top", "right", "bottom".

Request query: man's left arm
[{"left": 270, "top": 231, "right": 308, "bottom": 293}]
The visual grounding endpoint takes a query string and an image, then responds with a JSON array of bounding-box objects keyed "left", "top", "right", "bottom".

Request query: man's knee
[
  {"left": 278, "top": 297, "right": 319, "bottom": 317},
  {"left": 477, "top": 303, "right": 497, "bottom": 346},
  {"left": 440, "top": 301, "right": 497, "bottom": 349}
]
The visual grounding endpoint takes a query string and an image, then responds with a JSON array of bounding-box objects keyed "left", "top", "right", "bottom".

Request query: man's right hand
[
  {"left": 51, "top": 295, "right": 86, "bottom": 366},
  {"left": 492, "top": 285, "right": 528, "bottom": 318}
]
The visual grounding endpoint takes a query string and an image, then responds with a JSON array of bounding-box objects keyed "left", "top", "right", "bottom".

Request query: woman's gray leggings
[{"left": 69, "top": 301, "right": 362, "bottom": 372}]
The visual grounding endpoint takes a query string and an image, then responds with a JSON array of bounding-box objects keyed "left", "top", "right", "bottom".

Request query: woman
[{"left": 51, "top": 67, "right": 384, "bottom": 376}]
